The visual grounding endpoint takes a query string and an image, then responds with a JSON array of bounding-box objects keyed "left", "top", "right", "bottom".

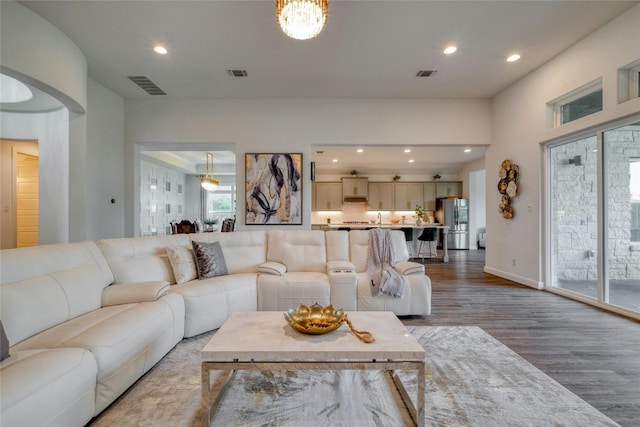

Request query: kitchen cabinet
[
  {"left": 436, "top": 181, "right": 462, "bottom": 198},
  {"left": 368, "top": 182, "right": 395, "bottom": 211},
  {"left": 313, "top": 182, "right": 342, "bottom": 211},
  {"left": 423, "top": 183, "right": 436, "bottom": 211},
  {"left": 394, "top": 182, "right": 424, "bottom": 211},
  {"left": 341, "top": 177, "right": 368, "bottom": 198}
]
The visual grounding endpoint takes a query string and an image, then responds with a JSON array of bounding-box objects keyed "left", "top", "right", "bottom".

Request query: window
[
  {"left": 560, "top": 89, "right": 603, "bottom": 124},
  {"left": 548, "top": 79, "right": 603, "bottom": 127},
  {"left": 616, "top": 60, "right": 640, "bottom": 103},
  {"left": 631, "top": 65, "right": 640, "bottom": 99},
  {"left": 204, "top": 184, "right": 236, "bottom": 224}
]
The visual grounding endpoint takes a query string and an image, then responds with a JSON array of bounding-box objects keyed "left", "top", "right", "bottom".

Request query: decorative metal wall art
[
  {"left": 245, "top": 153, "right": 302, "bottom": 225},
  {"left": 498, "top": 159, "right": 519, "bottom": 219}
]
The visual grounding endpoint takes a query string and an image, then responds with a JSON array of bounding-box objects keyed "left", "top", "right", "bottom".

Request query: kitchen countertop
[{"left": 326, "top": 223, "right": 449, "bottom": 229}]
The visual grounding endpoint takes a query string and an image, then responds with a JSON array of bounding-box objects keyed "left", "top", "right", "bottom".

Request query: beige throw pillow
[{"left": 166, "top": 246, "right": 198, "bottom": 284}]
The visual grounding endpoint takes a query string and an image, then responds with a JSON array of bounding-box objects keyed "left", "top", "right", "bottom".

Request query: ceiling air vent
[
  {"left": 416, "top": 70, "right": 436, "bottom": 77},
  {"left": 227, "top": 69, "right": 248, "bottom": 77},
  {"left": 127, "top": 76, "right": 166, "bottom": 95}
]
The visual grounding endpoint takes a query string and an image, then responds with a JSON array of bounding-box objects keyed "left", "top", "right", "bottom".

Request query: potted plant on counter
[{"left": 414, "top": 205, "right": 425, "bottom": 226}]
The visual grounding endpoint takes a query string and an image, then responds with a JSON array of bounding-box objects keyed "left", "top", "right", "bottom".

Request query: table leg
[
  {"left": 202, "top": 364, "right": 237, "bottom": 427},
  {"left": 441, "top": 228, "right": 449, "bottom": 262},
  {"left": 390, "top": 362, "right": 425, "bottom": 427}
]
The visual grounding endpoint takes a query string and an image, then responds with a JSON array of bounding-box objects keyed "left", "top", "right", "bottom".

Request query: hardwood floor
[{"left": 402, "top": 250, "right": 640, "bottom": 427}]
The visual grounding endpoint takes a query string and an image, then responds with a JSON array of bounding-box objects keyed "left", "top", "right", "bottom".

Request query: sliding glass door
[
  {"left": 604, "top": 124, "right": 640, "bottom": 313},
  {"left": 549, "top": 136, "right": 598, "bottom": 301},
  {"left": 548, "top": 119, "right": 640, "bottom": 316}
]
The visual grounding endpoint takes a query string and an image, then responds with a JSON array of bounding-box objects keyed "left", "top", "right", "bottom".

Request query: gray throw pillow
[
  {"left": 192, "top": 241, "right": 228, "bottom": 279},
  {"left": 1, "top": 320, "right": 10, "bottom": 361}
]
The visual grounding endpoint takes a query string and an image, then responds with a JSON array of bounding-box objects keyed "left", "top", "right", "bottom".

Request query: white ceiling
[
  {"left": 18, "top": 0, "right": 636, "bottom": 100},
  {"left": 312, "top": 144, "right": 487, "bottom": 175},
  {"left": 12, "top": 0, "right": 638, "bottom": 173}
]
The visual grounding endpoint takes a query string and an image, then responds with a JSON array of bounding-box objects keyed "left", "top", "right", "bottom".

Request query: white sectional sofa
[{"left": 0, "top": 229, "right": 431, "bottom": 426}]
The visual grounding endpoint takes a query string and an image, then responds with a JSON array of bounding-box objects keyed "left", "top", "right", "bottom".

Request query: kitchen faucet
[{"left": 377, "top": 212, "right": 382, "bottom": 225}]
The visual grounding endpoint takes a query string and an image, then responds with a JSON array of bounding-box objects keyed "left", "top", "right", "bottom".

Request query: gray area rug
[{"left": 89, "top": 326, "right": 619, "bottom": 426}]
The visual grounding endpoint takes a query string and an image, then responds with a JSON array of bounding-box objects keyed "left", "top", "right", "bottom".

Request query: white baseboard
[{"left": 483, "top": 266, "right": 544, "bottom": 290}]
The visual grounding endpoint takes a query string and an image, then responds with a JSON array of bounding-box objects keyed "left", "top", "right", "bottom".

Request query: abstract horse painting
[{"left": 245, "top": 153, "right": 302, "bottom": 225}]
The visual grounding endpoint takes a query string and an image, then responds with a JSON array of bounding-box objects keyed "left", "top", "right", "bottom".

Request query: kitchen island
[{"left": 326, "top": 223, "right": 450, "bottom": 262}]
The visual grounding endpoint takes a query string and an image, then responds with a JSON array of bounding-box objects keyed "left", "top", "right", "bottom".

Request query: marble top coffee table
[{"left": 201, "top": 311, "right": 425, "bottom": 426}]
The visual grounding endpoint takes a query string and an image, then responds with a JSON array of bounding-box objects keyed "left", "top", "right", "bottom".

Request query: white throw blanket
[{"left": 366, "top": 228, "right": 407, "bottom": 298}]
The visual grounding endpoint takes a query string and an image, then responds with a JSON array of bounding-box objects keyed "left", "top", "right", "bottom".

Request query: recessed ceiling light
[
  {"left": 506, "top": 54, "right": 521, "bottom": 63},
  {"left": 404, "top": 149, "right": 411, "bottom": 153},
  {"left": 408, "top": 159, "right": 415, "bottom": 163},
  {"left": 357, "top": 149, "right": 363, "bottom": 153},
  {"left": 443, "top": 46, "right": 457, "bottom": 55},
  {"left": 464, "top": 148, "right": 472, "bottom": 153},
  {"left": 332, "top": 159, "right": 338, "bottom": 163},
  {"left": 153, "top": 46, "right": 167, "bottom": 55}
]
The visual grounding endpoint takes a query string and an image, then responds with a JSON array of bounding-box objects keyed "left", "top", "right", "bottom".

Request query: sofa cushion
[
  {"left": 0, "top": 241, "right": 114, "bottom": 346},
  {"left": 190, "top": 231, "right": 267, "bottom": 274},
  {"left": 101, "top": 281, "right": 171, "bottom": 306},
  {"left": 267, "top": 230, "right": 327, "bottom": 272},
  {"left": 97, "top": 235, "right": 191, "bottom": 284},
  {"left": 170, "top": 273, "right": 258, "bottom": 337},
  {"left": 192, "top": 241, "right": 228, "bottom": 279},
  {"left": 0, "top": 348, "right": 98, "bottom": 427},
  {"left": 257, "top": 272, "right": 331, "bottom": 311},
  {"left": 11, "top": 293, "right": 185, "bottom": 414},
  {"left": 165, "top": 245, "right": 198, "bottom": 284}
]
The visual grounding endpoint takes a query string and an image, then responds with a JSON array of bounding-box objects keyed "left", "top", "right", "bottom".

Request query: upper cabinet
[
  {"left": 394, "top": 182, "right": 424, "bottom": 211},
  {"left": 313, "top": 182, "right": 342, "bottom": 211},
  {"left": 342, "top": 177, "right": 368, "bottom": 203},
  {"left": 423, "top": 183, "right": 436, "bottom": 211},
  {"left": 368, "top": 182, "right": 395, "bottom": 211},
  {"left": 435, "top": 181, "right": 462, "bottom": 198}
]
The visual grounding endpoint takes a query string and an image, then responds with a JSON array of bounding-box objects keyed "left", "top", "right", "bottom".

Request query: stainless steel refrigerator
[{"left": 436, "top": 198, "right": 469, "bottom": 249}]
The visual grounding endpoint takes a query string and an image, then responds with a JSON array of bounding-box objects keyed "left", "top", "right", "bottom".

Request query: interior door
[
  {"left": 1, "top": 139, "right": 38, "bottom": 249},
  {"left": 16, "top": 152, "right": 39, "bottom": 247}
]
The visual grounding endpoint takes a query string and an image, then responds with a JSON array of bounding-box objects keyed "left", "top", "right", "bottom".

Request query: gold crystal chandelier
[
  {"left": 276, "top": 0, "right": 328, "bottom": 40},
  {"left": 200, "top": 152, "right": 219, "bottom": 192}
]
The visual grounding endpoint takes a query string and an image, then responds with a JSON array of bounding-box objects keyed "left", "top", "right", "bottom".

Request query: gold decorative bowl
[{"left": 284, "top": 303, "right": 346, "bottom": 335}]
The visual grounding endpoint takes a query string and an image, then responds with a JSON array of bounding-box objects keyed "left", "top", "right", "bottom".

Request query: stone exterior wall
[
  {"left": 551, "top": 136, "right": 598, "bottom": 281},
  {"left": 605, "top": 127, "right": 640, "bottom": 280},
  {"left": 552, "top": 127, "right": 640, "bottom": 282}
]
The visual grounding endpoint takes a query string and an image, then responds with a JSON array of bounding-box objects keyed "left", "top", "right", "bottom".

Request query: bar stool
[
  {"left": 401, "top": 227, "right": 414, "bottom": 258},
  {"left": 417, "top": 228, "right": 438, "bottom": 261}
]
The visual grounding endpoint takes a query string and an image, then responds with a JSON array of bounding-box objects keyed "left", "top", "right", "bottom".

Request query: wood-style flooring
[{"left": 402, "top": 250, "right": 640, "bottom": 427}]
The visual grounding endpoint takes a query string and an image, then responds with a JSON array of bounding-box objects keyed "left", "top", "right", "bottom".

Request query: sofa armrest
[
  {"left": 326, "top": 260, "right": 355, "bottom": 273},
  {"left": 394, "top": 261, "right": 425, "bottom": 276},
  {"left": 258, "top": 261, "right": 287, "bottom": 276},
  {"left": 101, "top": 281, "right": 170, "bottom": 307}
]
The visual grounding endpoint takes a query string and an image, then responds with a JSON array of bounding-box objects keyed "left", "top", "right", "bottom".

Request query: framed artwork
[{"left": 245, "top": 153, "right": 302, "bottom": 225}]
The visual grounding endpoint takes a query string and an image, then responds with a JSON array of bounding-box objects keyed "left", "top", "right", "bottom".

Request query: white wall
[
  {"left": 1, "top": 0, "right": 91, "bottom": 244},
  {"left": 86, "top": 78, "right": 125, "bottom": 240},
  {"left": 124, "top": 98, "right": 492, "bottom": 233},
  {"left": 488, "top": 4, "right": 640, "bottom": 288},
  {"left": 1, "top": 109, "right": 70, "bottom": 244}
]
